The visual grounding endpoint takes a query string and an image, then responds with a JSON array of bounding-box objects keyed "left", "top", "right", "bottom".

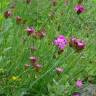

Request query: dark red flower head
[
  {"left": 26, "top": 27, "right": 35, "bottom": 36},
  {"left": 69, "top": 37, "right": 85, "bottom": 51},
  {"left": 75, "top": 39, "right": 85, "bottom": 50},
  {"left": 29, "top": 56, "right": 38, "bottom": 64},
  {"left": 4, "top": 10, "right": 12, "bottom": 18}
]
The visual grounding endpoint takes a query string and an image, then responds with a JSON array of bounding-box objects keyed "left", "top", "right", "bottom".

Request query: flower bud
[
  {"left": 26, "top": 27, "right": 35, "bottom": 36},
  {"left": 29, "top": 56, "right": 37, "bottom": 64},
  {"left": 56, "top": 67, "right": 64, "bottom": 74},
  {"left": 4, "top": 10, "right": 12, "bottom": 18},
  {"left": 24, "top": 64, "right": 30, "bottom": 69},
  {"left": 34, "top": 64, "right": 42, "bottom": 71}
]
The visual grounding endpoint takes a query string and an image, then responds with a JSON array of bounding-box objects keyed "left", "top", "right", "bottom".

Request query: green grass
[{"left": 0, "top": 0, "right": 96, "bottom": 96}]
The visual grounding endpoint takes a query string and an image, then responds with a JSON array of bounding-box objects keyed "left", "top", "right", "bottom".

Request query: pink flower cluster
[
  {"left": 25, "top": 56, "right": 42, "bottom": 72},
  {"left": 70, "top": 37, "right": 85, "bottom": 51},
  {"left": 72, "top": 80, "right": 83, "bottom": 96},
  {"left": 54, "top": 35, "right": 67, "bottom": 50},
  {"left": 75, "top": 4, "right": 84, "bottom": 14},
  {"left": 76, "top": 80, "right": 83, "bottom": 88},
  {"left": 26, "top": 27, "right": 35, "bottom": 36}
]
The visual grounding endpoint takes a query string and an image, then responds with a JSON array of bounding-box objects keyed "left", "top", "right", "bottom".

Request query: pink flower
[
  {"left": 76, "top": 80, "right": 83, "bottom": 88},
  {"left": 34, "top": 64, "right": 42, "bottom": 71},
  {"left": 75, "top": 4, "right": 84, "bottom": 14},
  {"left": 69, "top": 37, "right": 85, "bottom": 51},
  {"left": 75, "top": 39, "right": 85, "bottom": 50},
  {"left": 26, "top": 27, "right": 35, "bottom": 36},
  {"left": 35, "top": 29, "right": 46, "bottom": 39},
  {"left": 24, "top": 64, "right": 30, "bottom": 69},
  {"left": 29, "top": 56, "right": 37, "bottom": 64},
  {"left": 54, "top": 35, "right": 67, "bottom": 50},
  {"left": 72, "top": 92, "right": 80, "bottom": 96},
  {"left": 56, "top": 67, "right": 64, "bottom": 74}
]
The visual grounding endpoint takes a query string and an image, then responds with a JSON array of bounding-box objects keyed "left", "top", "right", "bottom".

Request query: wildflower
[
  {"left": 54, "top": 35, "right": 67, "bottom": 50},
  {"left": 56, "top": 67, "right": 64, "bottom": 74},
  {"left": 35, "top": 29, "right": 46, "bottom": 39},
  {"left": 4, "top": 10, "right": 12, "bottom": 18},
  {"left": 75, "top": 39, "right": 85, "bottom": 50},
  {"left": 72, "top": 92, "right": 81, "bottom": 96},
  {"left": 34, "top": 64, "right": 42, "bottom": 71},
  {"left": 29, "top": 56, "right": 37, "bottom": 64},
  {"left": 69, "top": 37, "right": 77, "bottom": 47},
  {"left": 76, "top": 80, "right": 83, "bottom": 88},
  {"left": 26, "top": 27, "right": 35, "bottom": 36},
  {"left": 69, "top": 37, "right": 85, "bottom": 51},
  {"left": 24, "top": 64, "right": 31, "bottom": 69},
  {"left": 16, "top": 16, "right": 22, "bottom": 24},
  {"left": 75, "top": 4, "right": 84, "bottom": 14}
]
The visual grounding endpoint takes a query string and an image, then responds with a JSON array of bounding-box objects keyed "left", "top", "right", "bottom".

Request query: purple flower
[
  {"left": 69, "top": 37, "right": 85, "bottom": 51},
  {"left": 54, "top": 35, "right": 67, "bottom": 50},
  {"left": 72, "top": 92, "right": 81, "bottom": 96},
  {"left": 69, "top": 37, "right": 77, "bottom": 47},
  {"left": 75, "top": 39, "right": 85, "bottom": 50},
  {"left": 75, "top": 4, "right": 84, "bottom": 14},
  {"left": 26, "top": 27, "right": 35, "bottom": 36},
  {"left": 76, "top": 80, "right": 83, "bottom": 88}
]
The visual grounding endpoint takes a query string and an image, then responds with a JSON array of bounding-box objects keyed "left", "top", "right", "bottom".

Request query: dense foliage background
[{"left": 0, "top": 0, "right": 96, "bottom": 96}]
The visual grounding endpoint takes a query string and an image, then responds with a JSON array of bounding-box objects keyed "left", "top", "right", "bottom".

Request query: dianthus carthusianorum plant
[{"left": 0, "top": 0, "right": 96, "bottom": 96}]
